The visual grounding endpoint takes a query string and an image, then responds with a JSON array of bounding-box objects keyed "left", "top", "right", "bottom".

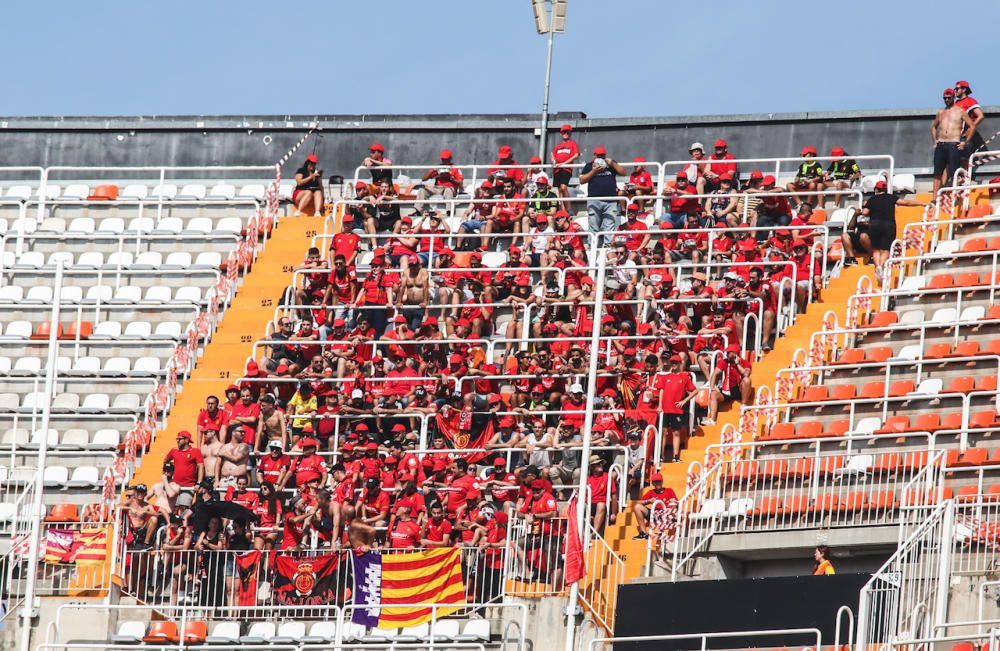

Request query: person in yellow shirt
[
  {"left": 813, "top": 545, "right": 835, "bottom": 575},
  {"left": 286, "top": 382, "right": 318, "bottom": 441}
]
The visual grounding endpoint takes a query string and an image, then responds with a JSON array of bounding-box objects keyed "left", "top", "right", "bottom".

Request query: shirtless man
[
  {"left": 932, "top": 88, "right": 976, "bottom": 193},
  {"left": 396, "top": 254, "right": 430, "bottom": 331},
  {"left": 151, "top": 461, "right": 181, "bottom": 516},
  {"left": 201, "top": 429, "right": 224, "bottom": 482},
  {"left": 254, "top": 394, "right": 287, "bottom": 454},
  {"left": 122, "top": 484, "right": 158, "bottom": 598},
  {"left": 217, "top": 429, "right": 251, "bottom": 487}
]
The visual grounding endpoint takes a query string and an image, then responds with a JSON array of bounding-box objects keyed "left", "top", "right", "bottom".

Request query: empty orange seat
[
  {"left": 816, "top": 456, "right": 844, "bottom": 474},
  {"left": 784, "top": 495, "right": 811, "bottom": 514},
  {"left": 860, "top": 381, "right": 886, "bottom": 399},
  {"left": 946, "top": 449, "right": 961, "bottom": 467},
  {"left": 144, "top": 621, "right": 179, "bottom": 644},
  {"left": 924, "top": 343, "right": 951, "bottom": 359},
  {"left": 760, "top": 459, "right": 789, "bottom": 479},
  {"left": 767, "top": 422, "right": 796, "bottom": 441},
  {"left": 946, "top": 377, "right": 975, "bottom": 393},
  {"left": 62, "top": 321, "right": 93, "bottom": 340},
  {"left": 953, "top": 341, "right": 981, "bottom": 357},
  {"left": 977, "top": 376, "right": 998, "bottom": 392},
  {"left": 960, "top": 238, "right": 988, "bottom": 253},
  {"left": 987, "top": 306, "right": 1000, "bottom": 321},
  {"left": 86, "top": 184, "right": 119, "bottom": 201},
  {"left": 836, "top": 348, "right": 865, "bottom": 365},
  {"left": 797, "top": 421, "right": 823, "bottom": 439},
  {"left": 903, "top": 450, "right": 929, "bottom": 470},
  {"left": 729, "top": 460, "right": 759, "bottom": 484},
  {"left": 868, "top": 490, "right": 898, "bottom": 511},
  {"left": 788, "top": 457, "right": 814, "bottom": 478},
  {"left": 904, "top": 487, "right": 953, "bottom": 506},
  {"left": 809, "top": 208, "right": 827, "bottom": 225},
  {"left": 44, "top": 503, "right": 79, "bottom": 522},
  {"left": 956, "top": 271, "right": 982, "bottom": 287},
  {"left": 752, "top": 496, "right": 783, "bottom": 517},
  {"left": 956, "top": 448, "right": 989, "bottom": 467},
  {"left": 989, "top": 449, "right": 1000, "bottom": 466},
  {"left": 986, "top": 485, "right": 1000, "bottom": 502},
  {"left": 869, "top": 312, "right": 899, "bottom": 328},
  {"left": 813, "top": 494, "right": 842, "bottom": 512},
  {"left": 970, "top": 410, "right": 998, "bottom": 429},
  {"left": 825, "top": 420, "right": 850, "bottom": 437},
  {"left": 181, "top": 621, "right": 207, "bottom": 644},
  {"left": 877, "top": 415, "right": 910, "bottom": 433},
  {"left": 942, "top": 412, "right": 964, "bottom": 430},
  {"left": 912, "top": 413, "right": 941, "bottom": 432},
  {"left": 925, "top": 274, "right": 954, "bottom": 290},
  {"left": 957, "top": 485, "right": 980, "bottom": 502},
  {"left": 983, "top": 270, "right": 1000, "bottom": 286},
  {"left": 988, "top": 236, "right": 1000, "bottom": 251},
  {"left": 966, "top": 205, "right": 994, "bottom": 220},
  {"left": 799, "top": 386, "right": 828, "bottom": 402},
  {"left": 867, "top": 347, "right": 893, "bottom": 362},
  {"left": 31, "top": 323, "right": 63, "bottom": 340},
  {"left": 842, "top": 492, "right": 867, "bottom": 511},
  {"left": 829, "top": 384, "right": 857, "bottom": 401},
  {"left": 873, "top": 453, "right": 901, "bottom": 474},
  {"left": 889, "top": 380, "right": 915, "bottom": 396}
]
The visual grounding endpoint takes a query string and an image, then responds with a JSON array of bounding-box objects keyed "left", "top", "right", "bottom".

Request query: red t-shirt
[
  {"left": 717, "top": 358, "right": 750, "bottom": 393},
  {"left": 225, "top": 487, "right": 260, "bottom": 512},
  {"left": 258, "top": 453, "right": 291, "bottom": 485},
  {"left": 281, "top": 512, "right": 306, "bottom": 549},
  {"left": 446, "top": 475, "right": 481, "bottom": 515},
  {"left": 164, "top": 447, "right": 204, "bottom": 487},
  {"left": 587, "top": 472, "right": 615, "bottom": 505},
  {"left": 424, "top": 517, "right": 453, "bottom": 543},
  {"left": 389, "top": 519, "right": 421, "bottom": 549},
  {"left": 427, "top": 166, "right": 464, "bottom": 190},
  {"left": 331, "top": 232, "right": 361, "bottom": 262},
  {"left": 254, "top": 500, "right": 283, "bottom": 530},
  {"left": 618, "top": 218, "right": 649, "bottom": 250},
  {"left": 654, "top": 371, "right": 696, "bottom": 415},
  {"left": 291, "top": 454, "right": 327, "bottom": 486},
  {"left": 228, "top": 401, "right": 260, "bottom": 439},
  {"left": 552, "top": 140, "right": 579, "bottom": 172},
  {"left": 706, "top": 153, "right": 737, "bottom": 177},
  {"left": 641, "top": 486, "right": 678, "bottom": 503},
  {"left": 327, "top": 268, "right": 357, "bottom": 303},
  {"left": 197, "top": 409, "right": 228, "bottom": 436},
  {"left": 489, "top": 160, "right": 525, "bottom": 185},
  {"left": 669, "top": 186, "right": 698, "bottom": 213},
  {"left": 359, "top": 490, "right": 391, "bottom": 520},
  {"left": 629, "top": 169, "right": 653, "bottom": 190}
]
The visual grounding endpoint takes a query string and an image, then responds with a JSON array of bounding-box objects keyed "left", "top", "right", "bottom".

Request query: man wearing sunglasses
[
  {"left": 362, "top": 142, "right": 393, "bottom": 186},
  {"left": 932, "top": 88, "right": 975, "bottom": 193},
  {"left": 953, "top": 80, "right": 985, "bottom": 170}
]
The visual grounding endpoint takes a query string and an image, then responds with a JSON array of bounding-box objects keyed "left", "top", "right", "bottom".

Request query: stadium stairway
[
  {"left": 606, "top": 195, "right": 932, "bottom": 579},
  {"left": 132, "top": 214, "right": 324, "bottom": 489}
]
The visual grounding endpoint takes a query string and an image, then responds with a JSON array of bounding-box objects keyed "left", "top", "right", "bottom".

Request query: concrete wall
[{"left": 0, "top": 107, "right": 995, "bottom": 179}]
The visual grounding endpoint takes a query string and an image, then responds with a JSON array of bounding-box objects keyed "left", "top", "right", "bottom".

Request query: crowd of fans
[{"left": 121, "top": 132, "right": 860, "bottom": 607}]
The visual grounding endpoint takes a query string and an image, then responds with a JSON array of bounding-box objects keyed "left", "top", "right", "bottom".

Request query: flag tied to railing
[
  {"left": 44, "top": 527, "right": 108, "bottom": 565},
  {"left": 351, "top": 548, "right": 466, "bottom": 629},
  {"left": 272, "top": 552, "right": 345, "bottom": 606},
  {"left": 563, "top": 496, "right": 586, "bottom": 585}
]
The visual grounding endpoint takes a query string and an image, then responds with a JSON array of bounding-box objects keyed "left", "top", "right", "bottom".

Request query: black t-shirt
[
  {"left": 582, "top": 161, "right": 618, "bottom": 198},
  {"left": 864, "top": 193, "right": 898, "bottom": 232},
  {"left": 295, "top": 166, "right": 322, "bottom": 191},
  {"left": 370, "top": 164, "right": 393, "bottom": 186}
]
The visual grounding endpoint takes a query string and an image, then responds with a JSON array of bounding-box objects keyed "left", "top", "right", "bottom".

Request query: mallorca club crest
[{"left": 292, "top": 561, "right": 317, "bottom": 597}]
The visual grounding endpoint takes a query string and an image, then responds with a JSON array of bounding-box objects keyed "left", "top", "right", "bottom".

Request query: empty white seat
[
  {"left": 929, "top": 308, "right": 958, "bottom": 325},
  {"left": 102, "top": 357, "right": 131, "bottom": 376},
  {"left": 60, "top": 429, "right": 90, "bottom": 449},
  {"left": 0, "top": 502, "right": 15, "bottom": 522},
  {"left": 1, "top": 428, "right": 28, "bottom": 447},
  {"left": 9, "top": 218, "right": 37, "bottom": 234},
  {"left": 2, "top": 321, "right": 32, "bottom": 339},
  {"left": 839, "top": 454, "right": 875, "bottom": 475},
  {"left": 899, "top": 310, "right": 925, "bottom": 325},
  {"left": 914, "top": 378, "right": 943, "bottom": 395},
  {"left": 43, "top": 465, "right": 68, "bottom": 487},
  {"left": 27, "top": 428, "right": 58, "bottom": 449},
  {"left": 92, "top": 321, "right": 122, "bottom": 338},
  {"left": 13, "top": 251, "right": 44, "bottom": 268},
  {"left": 85, "top": 285, "right": 113, "bottom": 303},
  {"left": 111, "top": 621, "right": 147, "bottom": 644},
  {"left": 11, "top": 357, "right": 42, "bottom": 375},
  {"left": 395, "top": 623, "right": 430, "bottom": 644},
  {"left": 900, "top": 276, "right": 925, "bottom": 291},
  {"left": 456, "top": 619, "right": 491, "bottom": 643},
  {"left": 153, "top": 321, "right": 182, "bottom": 340},
  {"left": 0, "top": 286, "right": 23, "bottom": 303},
  {"left": 177, "top": 183, "right": 207, "bottom": 200},
  {"left": 174, "top": 286, "right": 203, "bottom": 303},
  {"left": 66, "top": 217, "right": 96, "bottom": 234},
  {"left": 51, "top": 393, "right": 81, "bottom": 411},
  {"left": 119, "top": 185, "right": 148, "bottom": 200},
  {"left": 153, "top": 217, "right": 183, "bottom": 234},
  {"left": 59, "top": 286, "right": 84, "bottom": 303},
  {"left": 690, "top": 498, "right": 726, "bottom": 520},
  {"left": 80, "top": 393, "right": 110, "bottom": 413},
  {"left": 104, "top": 251, "right": 134, "bottom": 269},
  {"left": 97, "top": 217, "right": 125, "bottom": 234},
  {"left": 240, "top": 622, "right": 276, "bottom": 644},
  {"left": 133, "top": 251, "right": 163, "bottom": 268},
  {"left": 960, "top": 306, "right": 986, "bottom": 322},
  {"left": 206, "top": 621, "right": 241, "bottom": 644},
  {"left": 75, "top": 251, "right": 104, "bottom": 268},
  {"left": 90, "top": 429, "right": 120, "bottom": 450},
  {"left": 150, "top": 183, "right": 177, "bottom": 200},
  {"left": 133, "top": 357, "right": 161, "bottom": 375},
  {"left": 163, "top": 251, "right": 191, "bottom": 268},
  {"left": 892, "top": 173, "right": 916, "bottom": 193},
  {"left": 0, "top": 357, "right": 11, "bottom": 373},
  {"left": 111, "top": 285, "right": 142, "bottom": 304},
  {"left": 193, "top": 251, "right": 221, "bottom": 268},
  {"left": 340, "top": 622, "right": 366, "bottom": 643},
  {"left": 278, "top": 180, "right": 295, "bottom": 200},
  {"left": 271, "top": 621, "right": 306, "bottom": 644},
  {"left": 123, "top": 321, "right": 152, "bottom": 339},
  {"left": 61, "top": 184, "right": 90, "bottom": 200},
  {"left": 481, "top": 252, "right": 506, "bottom": 268},
  {"left": 67, "top": 465, "right": 100, "bottom": 488},
  {"left": 126, "top": 217, "right": 154, "bottom": 233},
  {"left": 428, "top": 619, "right": 460, "bottom": 643},
  {"left": 208, "top": 183, "right": 237, "bottom": 200},
  {"left": 5, "top": 185, "right": 32, "bottom": 201},
  {"left": 892, "top": 345, "right": 921, "bottom": 361},
  {"left": 238, "top": 184, "right": 266, "bottom": 201},
  {"left": 185, "top": 217, "right": 213, "bottom": 234},
  {"left": 55, "top": 356, "right": 71, "bottom": 373},
  {"left": 112, "top": 393, "right": 141, "bottom": 412},
  {"left": 852, "top": 417, "right": 882, "bottom": 434},
  {"left": 215, "top": 217, "right": 243, "bottom": 234},
  {"left": 931, "top": 241, "right": 960, "bottom": 257},
  {"left": 8, "top": 467, "right": 37, "bottom": 484},
  {"left": 302, "top": 621, "right": 337, "bottom": 644},
  {"left": 143, "top": 286, "right": 173, "bottom": 304},
  {"left": 0, "top": 393, "right": 20, "bottom": 411},
  {"left": 24, "top": 286, "right": 53, "bottom": 303}
]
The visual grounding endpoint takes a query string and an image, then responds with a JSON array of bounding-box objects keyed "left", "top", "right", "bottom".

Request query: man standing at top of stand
[
  {"left": 580, "top": 145, "right": 627, "bottom": 248},
  {"left": 953, "top": 80, "right": 985, "bottom": 171},
  {"left": 932, "top": 88, "right": 975, "bottom": 193}
]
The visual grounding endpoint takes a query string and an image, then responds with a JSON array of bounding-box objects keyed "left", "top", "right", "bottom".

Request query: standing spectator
[
  {"left": 287, "top": 381, "right": 318, "bottom": 441},
  {"left": 953, "top": 80, "right": 985, "bottom": 166},
  {"left": 551, "top": 124, "right": 580, "bottom": 212},
  {"left": 163, "top": 431, "right": 204, "bottom": 488},
  {"left": 362, "top": 143, "right": 393, "bottom": 186},
  {"left": 256, "top": 440, "right": 292, "bottom": 490},
  {"left": 226, "top": 387, "right": 260, "bottom": 445},
  {"left": 196, "top": 396, "right": 227, "bottom": 447},
  {"left": 217, "top": 429, "right": 251, "bottom": 487},
  {"left": 354, "top": 251, "right": 398, "bottom": 336},
  {"left": 860, "top": 180, "right": 926, "bottom": 278},
  {"left": 293, "top": 154, "right": 324, "bottom": 216},
  {"left": 813, "top": 545, "right": 836, "bottom": 575},
  {"left": 931, "top": 90, "right": 975, "bottom": 193},
  {"left": 255, "top": 394, "right": 288, "bottom": 453},
  {"left": 417, "top": 149, "right": 464, "bottom": 210},
  {"left": 329, "top": 213, "right": 361, "bottom": 268},
  {"left": 786, "top": 147, "right": 826, "bottom": 208},
  {"left": 580, "top": 146, "right": 628, "bottom": 246},
  {"left": 652, "top": 355, "right": 698, "bottom": 462}
]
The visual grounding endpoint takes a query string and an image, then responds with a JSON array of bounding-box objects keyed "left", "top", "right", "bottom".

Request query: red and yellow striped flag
[
  {"left": 68, "top": 528, "right": 108, "bottom": 566},
  {"left": 377, "top": 548, "right": 466, "bottom": 629}
]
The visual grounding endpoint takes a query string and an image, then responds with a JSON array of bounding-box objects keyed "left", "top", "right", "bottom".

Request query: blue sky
[{"left": 5, "top": 0, "right": 996, "bottom": 117}]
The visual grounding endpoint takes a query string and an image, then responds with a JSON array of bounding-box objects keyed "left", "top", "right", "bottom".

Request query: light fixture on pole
[{"left": 531, "top": 0, "right": 567, "bottom": 161}]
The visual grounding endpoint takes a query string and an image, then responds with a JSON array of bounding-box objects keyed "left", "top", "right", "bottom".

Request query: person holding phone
[{"left": 293, "top": 153, "right": 325, "bottom": 216}]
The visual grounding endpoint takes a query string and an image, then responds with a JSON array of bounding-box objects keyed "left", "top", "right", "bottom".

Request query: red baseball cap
[
  {"left": 801, "top": 146, "right": 817, "bottom": 156},
  {"left": 623, "top": 347, "right": 636, "bottom": 355},
  {"left": 493, "top": 457, "right": 506, "bottom": 466},
  {"left": 669, "top": 354, "right": 682, "bottom": 362},
  {"left": 356, "top": 423, "right": 369, "bottom": 432},
  {"left": 177, "top": 430, "right": 192, "bottom": 440},
  {"left": 300, "top": 437, "right": 319, "bottom": 448},
  {"left": 554, "top": 209, "right": 570, "bottom": 219},
  {"left": 384, "top": 456, "right": 397, "bottom": 465},
  {"left": 332, "top": 318, "right": 346, "bottom": 328},
  {"left": 726, "top": 344, "right": 741, "bottom": 354},
  {"left": 651, "top": 472, "right": 664, "bottom": 482},
  {"left": 830, "top": 147, "right": 846, "bottom": 156},
  {"left": 600, "top": 388, "right": 617, "bottom": 397},
  {"left": 393, "top": 315, "right": 407, "bottom": 324},
  {"left": 354, "top": 181, "right": 367, "bottom": 190},
  {"left": 675, "top": 173, "right": 688, "bottom": 182},
  {"left": 943, "top": 88, "right": 955, "bottom": 97},
  {"left": 601, "top": 314, "right": 615, "bottom": 324},
  {"left": 714, "top": 139, "right": 727, "bottom": 148},
  {"left": 531, "top": 384, "right": 545, "bottom": 393},
  {"left": 530, "top": 479, "right": 548, "bottom": 489},
  {"left": 594, "top": 146, "right": 607, "bottom": 155},
  {"left": 581, "top": 276, "right": 595, "bottom": 286},
  {"left": 275, "top": 363, "right": 289, "bottom": 373},
  {"left": 498, "top": 145, "right": 513, "bottom": 157},
  {"left": 245, "top": 360, "right": 263, "bottom": 376},
  {"left": 440, "top": 149, "right": 453, "bottom": 159},
  {"left": 499, "top": 416, "right": 515, "bottom": 428},
  {"left": 306, "top": 153, "right": 319, "bottom": 163},
  {"left": 719, "top": 172, "right": 733, "bottom": 182},
  {"left": 366, "top": 442, "right": 378, "bottom": 451},
  {"left": 391, "top": 423, "right": 406, "bottom": 432},
  {"left": 536, "top": 174, "right": 549, "bottom": 185},
  {"left": 955, "top": 80, "right": 971, "bottom": 90},
  {"left": 470, "top": 251, "right": 482, "bottom": 260},
  {"left": 480, "top": 180, "right": 493, "bottom": 190},
  {"left": 875, "top": 180, "right": 888, "bottom": 190},
  {"left": 792, "top": 239, "right": 808, "bottom": 249},
  {"left": 369, "top": 143, "right": 385, "bottom": 152},
  {"left": 559, "top": 124, "right": 573, "bottom": 132},
  {"left": 750, "top": 170, "right": 763, "bottom": 180},
  {"left": 633, "top": 156, "right": 646, "bottom": 163},
  {"left": 421, "top": 316, "right": 439, "bottom": 327},
  {"left": 529, "top": 155, "right": 542, "bottom": 164},
  {"left": 226, "top": 384, "right": 239, "bottom": 392},
  {"left": 627, "top": 203, "right": 639, "bottom": 211},
  {"left": 762, "top": 175, "right": 776, "bottom": 186}
]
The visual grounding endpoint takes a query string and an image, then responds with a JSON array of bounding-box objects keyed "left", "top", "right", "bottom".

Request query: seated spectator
[
  {"left": 293, "top": 154, "right": 324, "bottom": 216},
  {"left": 786, "top": 147, "right": 826, "bottom": 208},
  {"left": 631, "top": 473, "right": 677, "bottom": 539},
  {"left": 841, "top": 207, "right": 872, "bottom": 267},
  {"left": 662, "top": 174, "right": 699, "bottom": 227},
  {"left": 755, "top": 176, "right": 792, "bottom": 234},
  {"left": 704, "top": 174, "right": 738, "bottom": 227},
  {"left": 265, "top": 317, "right": 304, "bottom": 374},
  {"left": 824, "top": 147, "right": 862, "bottom": 207},
  {"left": 586, "top": 455, "right": 616, "bottom": 531},
  {"left": 362, "top": 142, "right": 393, "bottom": 187},
  {"left": 370, "top": 180, "right": 401, "bottom": 233},
  {"left": 489, "top": 145, "right": 525, "bottom": 190},
  {"left": 706, "top": 345, "right": 752, "bottom": 425},
  {"left": 457, "top": 182, "right": 496, "bottom": 251},
  {"left": 416, "top": 149, "right": 464, "bottom": 209},
  {"left": 286, "top": 382, "right": 318, "bottom": 441},
  {"left": 704, "top": 139, "right": 738, "bottom": 191},
  {"left": 679, "top": 142, "right": 707, "bottom": 193},
  {"left": 622, "top": 157, "right": 655, "bottom": 208}
]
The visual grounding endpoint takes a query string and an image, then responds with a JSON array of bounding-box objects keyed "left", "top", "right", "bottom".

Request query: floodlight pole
[{"left": 538, "top": 20, "right": 556, "bottom": 162}]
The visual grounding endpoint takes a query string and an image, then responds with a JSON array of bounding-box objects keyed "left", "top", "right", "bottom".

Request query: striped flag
[
  {"left": 352, "top": 548, "right": 466, "bottom": 629},
  {"left": 44, "top": 528, "right": 108, "bottom": 565},
  {"left": 44, "top": 529, "right": 76, "bottom": 564}
]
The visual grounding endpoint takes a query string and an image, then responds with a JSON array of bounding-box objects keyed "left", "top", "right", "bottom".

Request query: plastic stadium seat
[
  {"left": 194, "top": 251, "right": 222, "bottom": 268},
  {"left": 842, "top": 492, "right": 868, "bottom": 511},
  {"left": 153, "top": 322, "right": 183, "bottom": 340},
  {"left": 825, "top": 420, "right": 851, "bottom": 437},
  {"left": 144, "top": 621, "right": 179, "bottom": 644},
  {"left": 924, "top": 343, "right": 951, "bottom": 359},
  {"left": 181, "top": 621, "right": 208, "bottom": 644},
  {"left": 977, "top": 376, "right": 998, "bottom": 392},
  {"left": 957, "top": 486, "right": 979, "bottom": 503},
  {"left": 91, "top": 429, "right": 120, "bottom": 450},
  {"left": 428, "top": 619, "right": 461, "bottom": 643},
  {"left": 208, "top": 183, "right": 237, "bottom": 200},
  {"left": 873, "top": 453, "right": 901, "bottom": 474},
  {"left": 752, "top": 496, "right": 783, "bottom": 517},
  {"left": 903, "top": 451, "right": 929, "bottom": 470},
  {"left": 970, "top": 411, "right": 998, "bottom": 429},
  {"left": 143, "top": 286, "right": 172, "bottom": 304},
  {"left": 395, "top": 623, "right": 430, "bottom": 644},
  {"left": 799, "top": 386, "right": 828, "bottom": 402},
  {"left": 25, "top": 286, "right": 53, "bottom": 303},
  {"left": 788, "top": 458, "right": 814, "bottom": 478},
  {"left": 163, "top": 252, "right": 191, "bottom": 268},
  {"left": 728, "top": 461, "right": 759, "bottom": 484},
  {"left": 239, "top": 622, "right": 276, "bottom": 644},
  {"left": 945, "top": 449, "right": 961, "bottom": 467},
  {"left": 31, "top": 323, "right": 63, "bottom": 340},
  {"left": 893, "top": 345, "right": 921, "bottom": 361},
  {"left": 869, "top": 311, "right": 898, "bottom": 328},
  {"left": 43, "top": 465, "right": 68, "bottom": 487},
  {"left": 816, "top": 456, "right": 844, "bottom": 475},
  {"left": 987, "top": 340, "right": 1000, "bottom": 357},
  {"left": 905, "top": 488, "right": 953, "bottom": 507},
  {"left": 301, "top": 621, "right": 338, "bottom": 644},
  {"left": 154, "top": 217, "right": 183, "bottom": 234},
  {"left": 929, "top": 308, "right": 958, "bottom": 326},
  {"left": 60, "top": 429, "right": 89, "bottom": 449},
  {"left": 456, "top": 619, "right": 491, "bottom": 643},
  {"left": 961, "top": 306, "right": 986, "bottom": 322},
  {"left": 868, "top": 490, "right": 898, "bottom": 511},
  {"left": 960, "top": 238, "right": 988, "bottom": 253},
  {"left": 62, "top": 321, "right": 93, "bottom": 340},
  {"left": 966, "top": 205, "right": 994, "bottom": 220},
  {"left": 783, "top": 495, "right": 810, "bottom": 516},
  {"left": 836, "top": 348, "right": 865, "bottom": 365},
  {"left": 796, "top": 421, "right": 823, "bottom": 439},
  {"left": 767, "top": 422, "right": 795, "bottom": 441},
  {"left": 112, "top": 394, "right": 142, "bottom": 412},
  {"left": 860, "top": 382, "right": 886, "bottom": 399},
  {"left": 888, "top": 380, "right": 915, "bottom": 397},
  {"left": 150, "top": 184, "right": 178, "bottom": 200},
  {"left": 185, "top": 217, "right": 212, "bottom": 234},
  {"left": 867, "top": 347, "right": 893, "bottom": 363},
  {"left": 216, "top": 217, "right": 243, "bottom": 234},
  {"left": 206, "top": 622, "right": 240, "bottom": 644},
  {"left": 239, "top": 184, "right": 266, "bottom": 201},
  {"left": 953, "top": 341, "right": 981, "bottom": 357},
  {"left": 987, "top": 486, "right": 1000, "bottom": 502},
  {"left": 877, "top": 416, "right": 910, "bottom": 434},
  {"left": 11, "top": 357, "right": 41, "bottom": 376},
  {"left": 44, "top": 503, "right": 80, "bottom": 522},
  {"left": 111, "top": 621, "right": 147, "bottom": 644},
  {"left": 956, "top": 271, "right": 981, "bottom": 287},
  {"left": 900, "top": 310, "right": 925, "bottom": 325},
  {"left": 946, "top": 377, "right": 975, "bottom": 394},
  {"left": 123, "top": 322, "right": 152, "bottom": 339},
  {"left": 829, "top": 384, "right": 856, "bottom": 401},
  {"left": 812, "top": 494, "right": 842, "bottom": 513},
  {"left": 760, "top": 459, "right": 788, "bottom": 480},
  {"left": 177, "top": 184, "right": 207, "bottom": 200}
]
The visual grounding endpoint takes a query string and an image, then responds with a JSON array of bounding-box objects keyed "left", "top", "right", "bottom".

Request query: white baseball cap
[
  {"left": 569, "top": 383, "right": 584, "bottom": 394},
  {"left": 689, "top": 142, "right": 705, "bottom": 151},
  {"left": 351, "top": 389, "right": 364, "bottom": 399}
]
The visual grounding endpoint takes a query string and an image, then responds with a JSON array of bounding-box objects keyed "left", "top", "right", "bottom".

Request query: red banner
[
  {"left": 563, "top": 497, "right": 586, "bottom": 585},
  {"left": 273, "top": 553, "right": 346, "bottom": 606},
  {"left": 435, "top": 410, "right": 494, "bottom": 462},
  {"left": 235, "top": 550, "right": 262, "bottom": 607}
]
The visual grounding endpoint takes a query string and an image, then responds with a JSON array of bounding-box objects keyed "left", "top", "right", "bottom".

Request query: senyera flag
[
  {"left": 352, "top": 548, "right": 466, "bottom": 629},
  {"left": 44, "top": 527, "right": 108, "bottom": 566}
]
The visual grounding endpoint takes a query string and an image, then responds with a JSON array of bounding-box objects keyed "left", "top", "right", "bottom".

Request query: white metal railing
[
  {"left": 577, "top": 516, "right": 625, "bottom": 632},
  {"left": 590, "top": 627, "right": 824, "bottom": 651}
]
